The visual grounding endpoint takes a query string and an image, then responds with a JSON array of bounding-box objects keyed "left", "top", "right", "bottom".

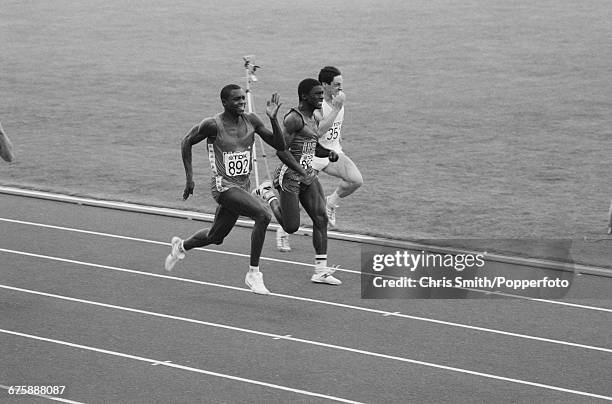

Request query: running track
[{"left": 1, "top": 191, "right": 611, "bottom": 403}]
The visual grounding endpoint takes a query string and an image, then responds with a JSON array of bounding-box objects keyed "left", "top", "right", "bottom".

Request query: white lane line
[
  {"left": 0, "top": 385, "right": 86, "bottom": 403},
  {"left": 0, "top": 330, "right": 364, "bottom": 404},
  {"left": 3, "top": 186, "right": 611, "bottom": 278},
  {"left": 1, "top": 294, "right": 611, "bottom": 403},
  {"left": 2, "top": 216, "right": 610, "bottom": 312},
  {"left": 1, "top": 248, "right": 611, "bottom": 353},
  {"left": 0, "top": 217, "right": 359, "bottom": 274}
]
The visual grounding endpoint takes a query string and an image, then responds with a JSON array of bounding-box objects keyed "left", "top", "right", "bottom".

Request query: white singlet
[{"left": 318, "top": 99, "right": 344, "bottom": 153}]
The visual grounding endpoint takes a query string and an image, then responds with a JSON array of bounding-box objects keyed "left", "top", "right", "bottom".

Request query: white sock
[
  {"left": 327, "top": 190, "right": 341, "bottom": 207},
  {"left": 249, "top": 266, "right": 260, "bottom": 273},
  {"left": 315, "top": 255, "right": 327, "bottom": 272}
]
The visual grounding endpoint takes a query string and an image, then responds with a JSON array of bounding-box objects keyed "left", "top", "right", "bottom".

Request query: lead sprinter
[{"left": 164, "top": 84, "right": 303, "bottom": 295}]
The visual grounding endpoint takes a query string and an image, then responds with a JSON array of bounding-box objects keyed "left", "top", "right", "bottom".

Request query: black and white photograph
[{"left": 1, "top": 0, "right": 611, "bottom": 402}]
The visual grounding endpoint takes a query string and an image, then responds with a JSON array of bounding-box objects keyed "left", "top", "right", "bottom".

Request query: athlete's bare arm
[
  {"left": 0, "top": 122, "right": 15, "bottom": 162},
  {"left": 247, "top": 93, "right": 285, "bottom": 151},
  {"left": 315, "top": 91, "right": 345, "bottom": 136},
  {"left": 180, "top": 118, "right": 217, "bottom": 199}
]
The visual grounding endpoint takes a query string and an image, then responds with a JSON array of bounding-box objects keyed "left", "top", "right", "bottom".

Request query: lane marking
[
  {"left": 383, "top": 312, "right": 401, "bottom": 317},
  {"left": 1, "top": 313, "right": 611, "bottom": 402},
  {"left": 0, "top": 330, "right": 364, "bottom": 404},
  {"left": 0, "top": 217, "right": 359, "bottom": 274},
  {"left": 1, "top": 249, "right": 611, "bottom": 352},
  {"left": 2, "top": 186, "right": 611, "bottom": 278},
  {"left": 1, "top": 217, "right": 611, "bottom": 312}
]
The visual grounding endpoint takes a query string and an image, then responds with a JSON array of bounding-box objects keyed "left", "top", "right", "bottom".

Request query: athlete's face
[
  {"left": 222, "top": 89, "right": 247, "bottom": 115},
  {"left": 324, "top": 75, "right": 343, "bottom": 97},
  {"left": 305, "top": 85, "right": 325, "bottom": 109}
]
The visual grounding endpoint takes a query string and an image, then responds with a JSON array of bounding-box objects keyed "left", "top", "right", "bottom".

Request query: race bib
[
  {"left": 223, "top": 150, "right": 251, "bottom": 176},
  {"left": 299, "top": 142, "right": 316, "bottom": 169},
  {"left": 300, "top": 153, "right": 314, "bottom": 170}
]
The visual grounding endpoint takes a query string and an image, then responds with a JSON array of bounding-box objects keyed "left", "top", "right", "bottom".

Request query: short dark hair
[
  {"left": 220, "top": 84, "right": 242, "bottom": 101},
  {"left": 297, "top": 78, "right": 321, "bottom": 100},
  {"left": 318, "top": 66, "right": 341, "bottom": 85}
]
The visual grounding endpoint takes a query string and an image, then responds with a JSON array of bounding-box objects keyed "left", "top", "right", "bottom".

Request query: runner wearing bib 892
[
  {"left": 164, "top": 84, "right": 300, "bottom": 295},
  {"left": 253, "top": 78, "right": 341, "bottom": 285},
  {"left": 312, "top": 66, "right": 363, "bottom": 227}
]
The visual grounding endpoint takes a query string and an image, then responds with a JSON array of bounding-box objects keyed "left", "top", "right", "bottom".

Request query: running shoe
[
  {"left": 252, "top": 180, "right": 277, "bottom": 203},
  {"left": 311, "top": 265, "right": 342, "bottom": 285},
  {"left": 245, "top": 271, "right": 271, "bottom": 295},
  {"left": 164, "top": 236, "right": 185, "bottom": 271},
  {"left": 276, "top": 227, "right": 291, "bottom": 252},
  {"left": 326, "top": 196, "right": 338, "bottom": 228}
]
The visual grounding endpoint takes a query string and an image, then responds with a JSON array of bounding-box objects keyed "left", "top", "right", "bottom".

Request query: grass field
[{"left": 2, "top": 0, "right": 611, "bottom": 266}]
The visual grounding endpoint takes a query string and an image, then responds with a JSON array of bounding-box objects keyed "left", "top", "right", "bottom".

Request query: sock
[
  {"left": 179, "top": 240, "right": 186, "bottom": 254},
  {"left": 249, "top": 265, "right": 260, "bottom": 273},
  {"left": 327, "top": 190, "right": 341, "bottom": 207},
  {"left": 315, "top": 255, "right": 327, "bottom": 272}
]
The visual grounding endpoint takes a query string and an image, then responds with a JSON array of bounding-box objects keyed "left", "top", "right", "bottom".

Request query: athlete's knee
[
  {"left": 350, "top": 168, "right": 364, "bottom": 188},
  {"left": 351, "top": 174, "right": 364, "bottom": 189},
  {"left": 282, "top": 217, "right": 300, "bottom": 234},
  {"left": 252, "top": 209, "right": 272, "bottom": 227},
  {"left": 311, "top": 210, "right": 328, "bottom": 229},
  {"left": 205, "top": 231, "right": 225, "bottom": 245}
]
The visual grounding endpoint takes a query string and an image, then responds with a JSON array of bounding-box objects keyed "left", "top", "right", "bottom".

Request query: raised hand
[
  {"left": 331, "top": 90, "right": 346, "bottom": 110},
  {"left": 266, "top": 92, "right": 282, "bottom": 119}
]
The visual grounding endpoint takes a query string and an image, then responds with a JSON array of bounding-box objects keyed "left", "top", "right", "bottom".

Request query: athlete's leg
[
  {"left": 182, "top": 203, "right": 239, "bottom": 249},
  {"left": 165, "top": 201, "right": 239, "bottom": 271},
  {"left": 322, "top": 153, "right": 363, "bottom": 198},
  {"left": 219, "top": 188, "right": 272, "bottom": 294},
  {"left": 299, "top": 179, "right": 328, "bottom": 255},
  {"left": 261, "top": 181, "right": 301, "bottom": 234},
  {"left": 299, "top": 179, "right": 341, "bottom": 285},
  {"left": 201, "top": 187, "right": 271, "bottom": 267},
  {"left": 321, "top": 153, "right": 363, "bottom": 227},
  {"left": 277, "top": 187, "right": 301, "bottom": 233},
  {"left": 253, "top": 174, "right": 300, "bottom": 253}
]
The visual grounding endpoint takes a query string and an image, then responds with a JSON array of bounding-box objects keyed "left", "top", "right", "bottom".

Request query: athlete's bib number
[
  {"left": 224, "top": 151, "right": 251, "bottom": 176},
  {"left": 326, "top": 126, "right": 339, "bottom": 141},
  {"left": 300, "top": 153, "right": 313, "bottom": 170}
]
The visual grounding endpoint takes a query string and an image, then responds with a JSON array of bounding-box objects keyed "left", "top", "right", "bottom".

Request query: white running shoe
[
  {"left": 311, "top": 266, "right": 342, "bottom": 285},
  {"left": 276, "top": 227, "right": 291, "bottom": 252},
  {"left": 164, "top": 236, "right": 185, "bottom": 271},
  {"left": 252, "top": 180, "right": 277, "bottom": 203},
  {"left": 325, "top": 196, "right": 338, "bottom": 228},
  {"left": 245, "top": 271, "right": 270, "bottom": 295}
]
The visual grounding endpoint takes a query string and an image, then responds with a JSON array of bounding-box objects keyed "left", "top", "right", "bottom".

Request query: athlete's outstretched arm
[
  {"left": 248, "top": 93, "right": 285, "bottom": 151},
  {"left": 181, "top": 118, "right": 216, "bottom": 199},
  {"left": 248, "top": 93, "right": 287, "bottom": 150},
  {"left": 0, "top": 122, "right": 15, "bottom": 162}
]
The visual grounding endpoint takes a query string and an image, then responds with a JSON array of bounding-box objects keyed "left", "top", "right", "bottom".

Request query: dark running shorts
[{"left": 273, "top": 164, "right": 315, "bottom": 194}]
